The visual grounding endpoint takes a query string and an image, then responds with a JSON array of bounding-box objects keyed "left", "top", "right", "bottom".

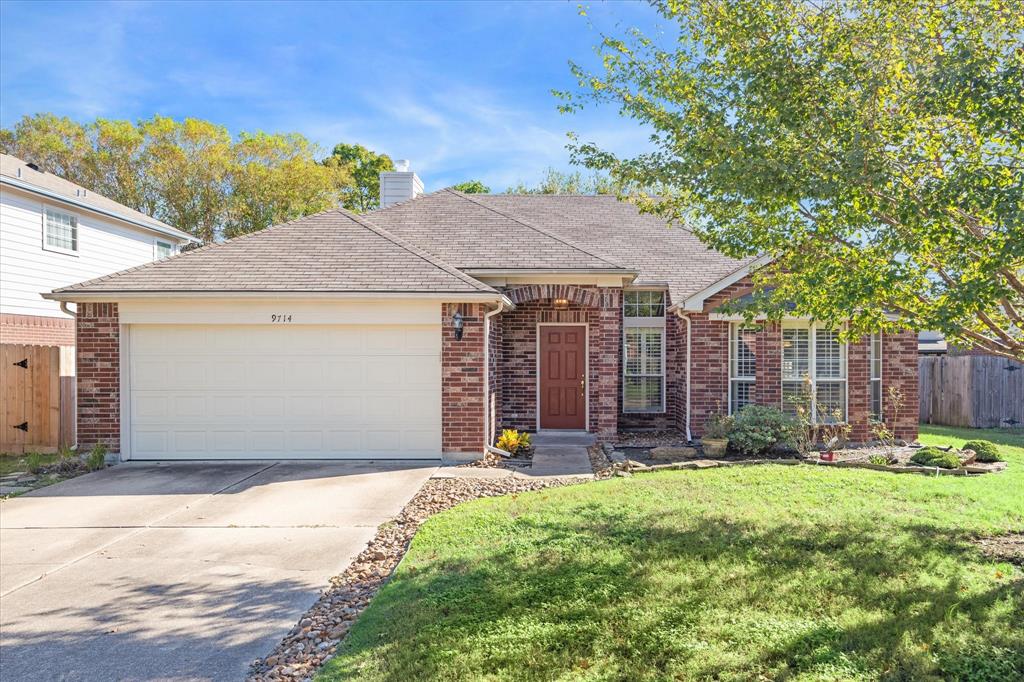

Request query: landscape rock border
[{"left": 248, "top": 476, "right": 585, "bottom": 681}]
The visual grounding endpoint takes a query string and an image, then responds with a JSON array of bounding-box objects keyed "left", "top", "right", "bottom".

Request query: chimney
[{"left": 379, "top": 159, "right": 423, "bottom": 208}]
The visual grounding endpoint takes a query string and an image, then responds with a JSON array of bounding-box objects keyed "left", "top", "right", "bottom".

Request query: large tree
[
  {"left": 505, "top": 167, "right": 618, "bottom": 194},
  {"left": 451, "top": 179, "right": 491, "bottom": 194},
  {"left": 322, "top": 143, "right": 394, "bottom": 212},
  {"left": 2, "top": 114, "right": 350, "bottom": 241},
  {"left": 561, "top": 0, "right": 1024, "bottom": 360}
]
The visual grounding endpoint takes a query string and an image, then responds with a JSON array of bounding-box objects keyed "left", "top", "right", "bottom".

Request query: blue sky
[{"left": 0, "top": 1, "right": 665, "bottom": 192}]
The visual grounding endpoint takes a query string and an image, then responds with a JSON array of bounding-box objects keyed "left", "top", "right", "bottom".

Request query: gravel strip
[{"left": 248, "top": 476, "right": 584, "bottom": 681}]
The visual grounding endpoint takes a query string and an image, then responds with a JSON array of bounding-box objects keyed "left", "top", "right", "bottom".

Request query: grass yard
[
  {"left": 319, "top": 426, "right": 1023, "bottom": 681},
  {"left": 0, "top": 451, "right": 62, "bottom": 477}
]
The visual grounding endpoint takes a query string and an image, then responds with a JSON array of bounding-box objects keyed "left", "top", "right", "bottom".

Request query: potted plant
[{"left": 701, "top": 412, "right": 733, "bottom": 456}]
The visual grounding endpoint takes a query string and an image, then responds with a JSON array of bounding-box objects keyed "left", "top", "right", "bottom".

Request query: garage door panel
[{"left": 128, "top": 324, "right": 441, "bottom": 459}]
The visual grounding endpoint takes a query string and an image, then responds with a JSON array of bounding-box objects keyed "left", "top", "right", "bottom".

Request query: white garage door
[{"left": 127, "top": 324, "right": 441, "bottom": 459}]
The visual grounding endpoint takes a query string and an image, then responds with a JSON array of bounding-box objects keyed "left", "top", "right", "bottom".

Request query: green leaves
[
  {"left": 322, "top": 143, "right": 393, "bottom": 212},
  {"left": 564, "top": 0, "right": 1024, "bottom": 359},
  {"left": 1, "top": 114, "right": 352, "bottom": 242}
]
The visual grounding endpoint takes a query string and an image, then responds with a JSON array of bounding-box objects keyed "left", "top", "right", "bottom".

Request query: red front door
[{"left": 539, "top": 325, "right": 586, "bottom": 430}]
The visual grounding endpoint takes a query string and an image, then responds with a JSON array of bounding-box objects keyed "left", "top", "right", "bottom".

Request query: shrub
[
  {"left": 26, "top": 452, "right": 45, "bottom": 473},
  {"left": 909, "top": 447, "right": 961, "bottom": 469},
  {"left": 962, "top": 440, "right": 1003, "bottom": 463},
  {"left": 54, "top": 446, "right": 82, "bottom": 474},
  {"left": 703, "top": 412, "right": 734, "bottom": 439},
  {"left": 727, "top": 405, "right": 799, "bottom": 455},
  {"left": 495, "top": 429, "right": 530, "bottom": 455},
  {"left": 867, "top": 454, "right": 890, "bottom": 466},
  {"left": 86, "top": 443, "right": 108, "bottom": 471}
]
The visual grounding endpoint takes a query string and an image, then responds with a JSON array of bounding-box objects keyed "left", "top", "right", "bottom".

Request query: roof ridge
[
  {"left": 446, "top": 189, "right": 628, "bottom": 269},
  {"left": 339, "top": 209, "right": 495, "bottom": 293}
]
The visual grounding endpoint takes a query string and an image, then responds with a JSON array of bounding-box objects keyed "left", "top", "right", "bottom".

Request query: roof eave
[
  {"left": 670, "top": 254, "right": 773, "bottom": 313},
  {"left": 1, "top": 175, "right": 198, "bottom": 243},
  {"left": 462, "top": 268, "right": 639, "bottom": 277},
  {"left": 43, "top": 290, "right": 505, "bottom": 303}
]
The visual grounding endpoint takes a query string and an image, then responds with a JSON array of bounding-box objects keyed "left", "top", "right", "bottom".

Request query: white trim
[
  {"left": 119, "top": 324, "right": 131, "bottom": 461},
  {"left": 463, "top": 268, "right": 637, "bottom": 276},
  {"left": 483, "top": 300, "right": 506, "bottom": 448},
  {"left": 41, "top": 205, "right": 79, "bottom": 257},
  {"left": 870, "top": 331, "right": 883, "bottom": 421},
  {"left": 674, "top": 254, "right": 772, "bottom": 312},
  {"left": 535, "top": 322, "right": 590, "bottom": 432},
  {"left": 45, "top": 291, "right": 512, "bottom": 303}
]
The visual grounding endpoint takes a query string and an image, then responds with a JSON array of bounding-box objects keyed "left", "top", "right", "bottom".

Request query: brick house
[{"left": 46, "top": 166, "right": 918, "bottom": 462}]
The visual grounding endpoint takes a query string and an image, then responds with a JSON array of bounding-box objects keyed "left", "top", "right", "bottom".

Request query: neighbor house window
[
  {"left": 781, "top": 322, "right": 847, "bottom": 423},
  {"left": 729, "top": 323, "right": 757, "bottom": 414},
  {"left": 870, "top": 332, "right": 882, "bottom": 421},
  {"left": 155, "top": 240, "right": 174, "bottom": 259},
  {"left": 44, "top": 208, "right": 77, "bottom": 253},
  {"left": 623, "top": 290, "right": 666, "bottom": 412}
]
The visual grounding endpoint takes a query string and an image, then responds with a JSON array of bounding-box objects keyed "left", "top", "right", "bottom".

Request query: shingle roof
[
  {"left": 52, "top": 208, "right": 495, "bottom": 295},
  {"left": 372, "top": 192, "right": 754, "bottom": 300},
  {"left": 1, "top": 154, "right": 194, "bottom": 241},
  {"left": 366, "top": 189, "right": 631, "bottom": 272}
]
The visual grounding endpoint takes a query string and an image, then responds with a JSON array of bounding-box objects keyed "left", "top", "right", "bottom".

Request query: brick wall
[
  {"left": 685, "top": 278, "right": 919, "bottom": 442},
  {"left": 0, "top": 313, "right": 75, "bottom": 346},
  {"left": 442, "top": 302, "right": 485, "bottom": 454},
  {"left": 77, "top": 303, "right": 120, "bottom": 453}
]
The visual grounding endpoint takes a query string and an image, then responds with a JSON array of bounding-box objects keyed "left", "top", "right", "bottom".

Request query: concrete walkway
[
  {"left": 434, "top": 431, "right": 596, "bottom": 480},
  {"left": 0, "top": 460, "right": 436, "bottom": 681}
]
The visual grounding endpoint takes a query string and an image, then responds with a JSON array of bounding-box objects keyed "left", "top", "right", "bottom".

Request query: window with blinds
[
  {"left": 729, "top": 323, "right": 757, "bottom": 413},
  {"left": 781, "top": 323, "right": 847, "bottom": 423}
]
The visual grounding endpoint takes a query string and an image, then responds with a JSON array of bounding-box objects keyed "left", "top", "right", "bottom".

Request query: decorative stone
[{"left": 649, "top": 447, "right": 698, "bottom": 461}]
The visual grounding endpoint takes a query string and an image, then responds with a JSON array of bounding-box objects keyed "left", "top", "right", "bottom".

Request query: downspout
[
  {"left": 60, "top": 301, "right": 76, "bottom": 318},
  {"left": 482, "top": 300, "right": 506, "bottom": 450},
  {"left": 675, "top": 309, "right": 693, "bottom": 442}
]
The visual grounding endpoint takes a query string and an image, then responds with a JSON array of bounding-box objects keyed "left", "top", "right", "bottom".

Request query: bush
[
  {"left": 495, "top": 429, "right": 530, "bottom": 455},
  {"left": 867, "top": 454, "right": 890, "bottom": 466},
  {"left": 86, "top": 443, "right": 108, "bottom": 471},
  {"left": 910, "top": 447, "right": 961, "bottom": 469},
  {"left": 727, "top": 405, "right": 799, "bottom": 455},
  {"left": 962, "top": 440, "right": 1003, "bottom": 463}
]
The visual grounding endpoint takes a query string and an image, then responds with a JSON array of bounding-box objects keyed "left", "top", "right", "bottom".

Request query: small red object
[{"left": 820, "top": 451, "right": 835, "bottom": 462}]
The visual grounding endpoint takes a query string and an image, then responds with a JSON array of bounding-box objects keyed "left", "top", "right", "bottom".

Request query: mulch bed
[
  {"left": 975, "top": 532, "right": 1024, "bottom": 567},
  {"left": 248, "top": 475, "right": 585, "bottom": 681}
]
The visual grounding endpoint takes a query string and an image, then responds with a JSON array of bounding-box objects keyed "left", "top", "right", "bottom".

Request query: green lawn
[{"left": 319, "top": 426, "right": 1023, "bottom": 681}]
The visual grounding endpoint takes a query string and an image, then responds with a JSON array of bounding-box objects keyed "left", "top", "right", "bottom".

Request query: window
[
  {"left": 624, "top": 290, "right": 665, "bottom": 318},
  {"left": 623, "top": 290, "right": 666, "bottom": 412},
  {"left": 155, "top": 240, "right": 174, "bottom": 259},
  {"left": 870, "top": 332, "right": 882, "bottom": 421},
  {"left": 44, "top": 208, "right": 77, "bottom": 253},
  {"left": 781, "top": 323, "right": 847, "bottom": 423},
  {"left": 729, "top": 323, "right": 757, "bottom": 413}
]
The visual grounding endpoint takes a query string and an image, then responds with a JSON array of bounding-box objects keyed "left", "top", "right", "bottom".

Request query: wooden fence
[
  {"left": 919, "top": 355, "right": 1024, "bottom": 428},
  {"left": 0, "top": 344, "right": 75, "bottom": 454}
]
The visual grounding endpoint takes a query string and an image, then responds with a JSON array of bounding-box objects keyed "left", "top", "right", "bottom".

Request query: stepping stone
[{"left": 0, "top": 485, "right": 31, "bottom": 496}]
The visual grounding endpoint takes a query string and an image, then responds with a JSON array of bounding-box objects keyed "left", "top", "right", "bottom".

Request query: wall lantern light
[
  {"left": 553, "top": 298, "right": 570, "bottom": 311},
  {"left": 452, "top": 311, "right": 464, "bottom": 340}
]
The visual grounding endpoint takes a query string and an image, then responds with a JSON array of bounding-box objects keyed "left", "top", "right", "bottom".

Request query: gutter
[
  {"left": 675, "top": 308, "right": 693, "bottom": 442},
  {"left": 43, "top": 291, "right": 509, "bottom": 303},
  {"left": 482, "top": 299, "right": 508, "bottom": 450},
  {"left": 59, "top": 301, "right": 76, "bottom": 318},
  {"left": 1, "top": 175, "right": 197, "bottom": 243}
]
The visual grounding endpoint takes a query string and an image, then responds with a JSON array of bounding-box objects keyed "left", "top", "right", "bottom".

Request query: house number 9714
[{"left": 271, "top": 314, "right": 293, "bottom": 323}]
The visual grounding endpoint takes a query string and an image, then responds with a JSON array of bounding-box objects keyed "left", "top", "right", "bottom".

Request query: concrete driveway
[{"left": 0, "top": 460, "right": 437, "bottom": 681}]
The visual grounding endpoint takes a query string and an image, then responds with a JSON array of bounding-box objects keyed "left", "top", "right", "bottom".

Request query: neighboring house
[
  {"left": 0, "top": 154, "right": 195, "bottom": 346},
  {"left": 919, "top": 331, "right": 948, "bottom": 356},
  {"left": 45, "top": 165, "right": 919, "bottom": 462}
]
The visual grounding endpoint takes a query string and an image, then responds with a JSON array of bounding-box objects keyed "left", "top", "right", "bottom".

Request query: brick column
[
  {"left": 441, "top": 303, "right": 485, "bottom": 455},
  {"left": 847, "top": 335, "right": 872, "bottom": 441},
  {"left": 593, "top": 288, "right": 621, "bottom": 438},
  {"left": 883, "top": 330, "right": 920, "bottom": 441},
  {"left": 77, "top": 303, "right": 120, "bottom": 453},
  {"left": 689, "top": 314, "right": 730, "bottom": 435}
]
